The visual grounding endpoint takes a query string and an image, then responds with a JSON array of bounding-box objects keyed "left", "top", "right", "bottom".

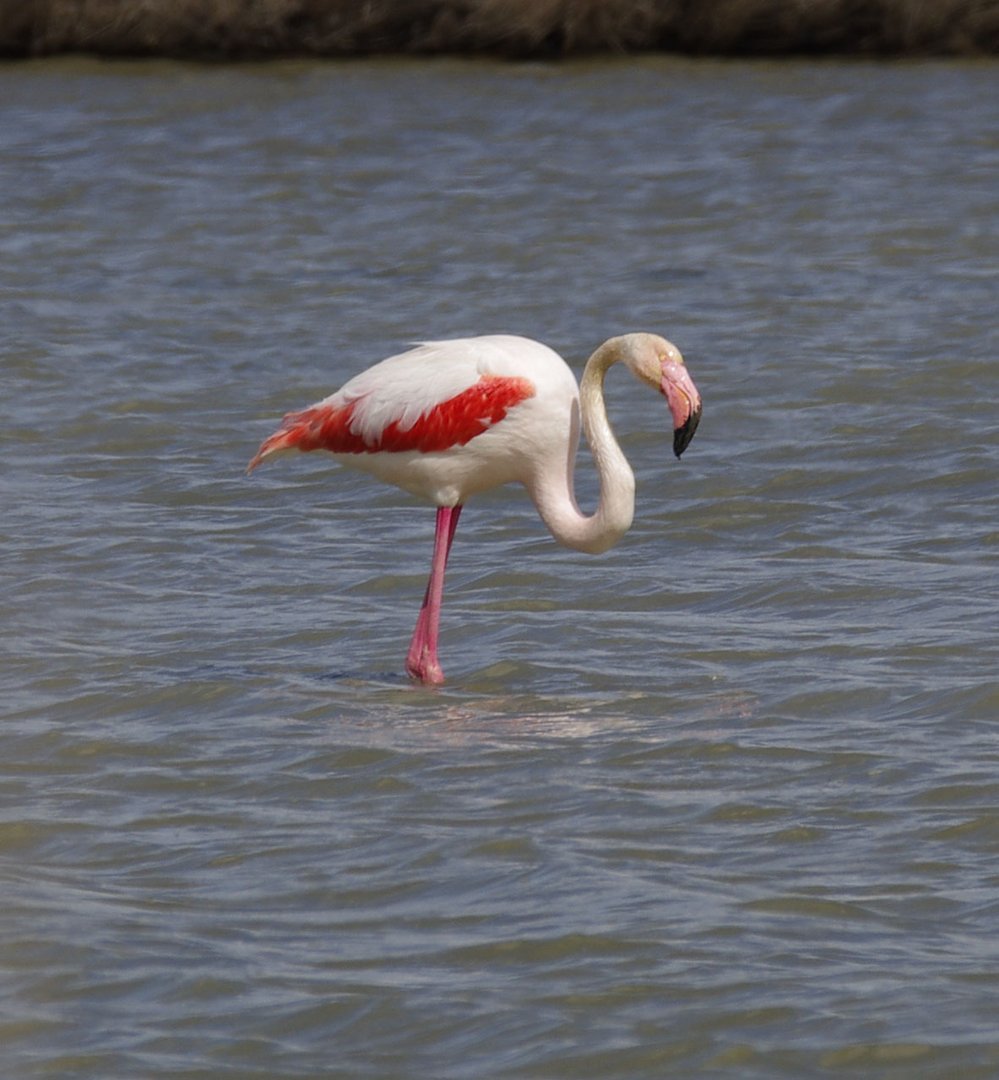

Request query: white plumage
[{"left": 249, "top": 333, "right": 701, "bottom": 684}]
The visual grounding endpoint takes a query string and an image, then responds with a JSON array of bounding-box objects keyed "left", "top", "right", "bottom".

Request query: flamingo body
[
  {"left": 250, "top": 336, "right": 581, "bottom": 507},
  {"left": 250, "top": 333, "right": 702, "bottom": 684}
]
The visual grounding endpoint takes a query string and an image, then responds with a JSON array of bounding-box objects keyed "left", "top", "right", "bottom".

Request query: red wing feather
[
  {"left": 375, "top": 374, "right": 535, "bottom": 453},
  {"left": 248, "top": 374, "right": 534, "bottom": 471}
]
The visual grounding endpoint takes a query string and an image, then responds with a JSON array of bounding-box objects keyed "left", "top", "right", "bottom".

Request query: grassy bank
[{"left": 1, "top": 0, "right": 997, "bottom": 59}]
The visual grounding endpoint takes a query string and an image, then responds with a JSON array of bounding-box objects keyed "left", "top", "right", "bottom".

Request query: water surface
[{"left": 2, "top": 56, "right": 997, "bottom": 1078}]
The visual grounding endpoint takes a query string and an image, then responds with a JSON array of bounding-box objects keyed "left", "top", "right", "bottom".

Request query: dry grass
[{"left": 1, "top": 0, "right": 997, "bottom": 58}]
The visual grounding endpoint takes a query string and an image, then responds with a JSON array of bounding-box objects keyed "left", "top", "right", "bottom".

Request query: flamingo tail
[{"left": 247, "top": 404, "right": 337, "bottom": 473}]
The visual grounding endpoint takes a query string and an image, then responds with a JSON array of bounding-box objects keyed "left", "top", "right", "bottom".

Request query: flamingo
[{"left": 249, "top": 333, "right": 701, "bottom": 685}]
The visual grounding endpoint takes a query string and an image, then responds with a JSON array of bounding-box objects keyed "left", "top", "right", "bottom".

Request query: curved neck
[{"left": 529, "top": 340, "right": 635, "bottom": 554}]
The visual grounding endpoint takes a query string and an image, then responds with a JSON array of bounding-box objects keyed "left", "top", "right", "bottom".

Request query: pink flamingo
[{"left": 249, "top": 333, "right": 701, "bottom": 685}]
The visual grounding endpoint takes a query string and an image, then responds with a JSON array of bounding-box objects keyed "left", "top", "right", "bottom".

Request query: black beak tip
[{"left": 673, "top": 404, "right": 702, "bottom": 459}]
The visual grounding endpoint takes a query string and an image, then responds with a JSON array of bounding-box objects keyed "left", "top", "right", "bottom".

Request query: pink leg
[{"left": 406, "top": 505, "right": 462, "bottom": 685}]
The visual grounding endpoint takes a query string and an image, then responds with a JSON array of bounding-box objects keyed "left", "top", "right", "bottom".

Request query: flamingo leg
[{"left": 406, "top": 505, "right": 462, "bottom": 685}]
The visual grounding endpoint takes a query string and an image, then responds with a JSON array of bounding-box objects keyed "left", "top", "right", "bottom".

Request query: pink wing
[{"left": 248, "top": 367, "right": 533, "bottom": 473}]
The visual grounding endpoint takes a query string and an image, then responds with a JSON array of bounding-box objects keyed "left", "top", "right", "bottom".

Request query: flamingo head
[{"left": 620, "top": 333, "right": 703, "bottom": 458}]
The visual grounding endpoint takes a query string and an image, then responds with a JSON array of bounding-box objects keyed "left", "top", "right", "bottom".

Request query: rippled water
[{"left": 2, "top": 56, "right": 998, "bottom": 1077}]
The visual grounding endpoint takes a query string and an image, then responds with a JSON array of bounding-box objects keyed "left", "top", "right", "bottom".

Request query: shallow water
[{"left": 2, "top": 56, "right": 998, "bottom": 1077}]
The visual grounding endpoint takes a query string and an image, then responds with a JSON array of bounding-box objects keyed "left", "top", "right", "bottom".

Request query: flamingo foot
[
  {"left": 406, "top": 615, "right": 445, "bottom": 684},
  {"left": 406, "top": 650, "right": 445, "bottom": 686}
]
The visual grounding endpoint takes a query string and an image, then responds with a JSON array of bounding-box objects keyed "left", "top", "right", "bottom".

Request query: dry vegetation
[{"left": 1, "top": 0, "right": 997, "bottom": 58}]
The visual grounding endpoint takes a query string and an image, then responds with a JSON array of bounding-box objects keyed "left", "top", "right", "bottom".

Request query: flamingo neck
[{"left": 530, "top": 339, "right": 635, "bottom": 555}]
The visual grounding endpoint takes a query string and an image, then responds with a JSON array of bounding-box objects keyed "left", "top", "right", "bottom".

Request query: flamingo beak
[
  {"left": 661, "top": 360, "right": 702, "bottom": 459},
  {"left": 673, "top": 402, "right": 702, "bottom": 458}
]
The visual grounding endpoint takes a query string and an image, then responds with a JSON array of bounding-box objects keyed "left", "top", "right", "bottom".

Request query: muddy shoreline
[{"left": 2, "top": 0, "right": 997, "bottom": 60}]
